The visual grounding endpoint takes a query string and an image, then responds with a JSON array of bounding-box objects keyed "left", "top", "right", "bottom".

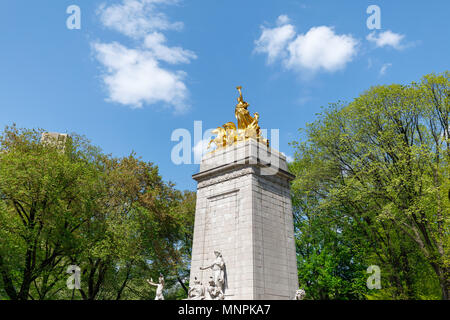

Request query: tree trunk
[
  {"left": 17, "top": 248, "right": 34, "bottom": 300},
  {"left": 439, "top": 268, "right": 450, "bottom": 300},
  {"left": 116, "top": 266, "right": 131, "bottom": 300},
  {"left": 177, "top": 276, "right": 188, "bottom": 295},
  {"left": 431, "top": 263, "right": 449, "bottom": 300},
  {"left": 0, "top": 255, "right": 18, "bottom": 300}
]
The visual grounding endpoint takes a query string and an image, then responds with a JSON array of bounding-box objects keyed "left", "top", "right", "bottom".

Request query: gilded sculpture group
[{"left": 208, "top": 86, "right": 269, "bottom": 151}]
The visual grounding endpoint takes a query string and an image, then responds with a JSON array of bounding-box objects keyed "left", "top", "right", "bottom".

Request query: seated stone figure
[
  {"left": 206, "top": 277, "right": 224, "bottom": 300},
  {"left": 188, "top": 277, "right": 205, "bottom": 300}
]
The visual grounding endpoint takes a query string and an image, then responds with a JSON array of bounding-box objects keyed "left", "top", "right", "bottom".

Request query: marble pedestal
[{"left": 189, "top": 139, "right": 298, "bottom": 300}]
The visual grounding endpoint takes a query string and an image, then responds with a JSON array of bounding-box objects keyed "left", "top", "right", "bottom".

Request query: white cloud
[
  {"left": 281, "top": 152, "right": 294, "bottom": 163},
  {"left": 286, "top": 26, "right": 358, "bottom": 72},
  {"left": 93, "top": 42, "right": 190, "bottom": 112},
  {"left": 366, "top": 30, "right": 405, "bottom": 50},
  {"left": 93, "top": 0, "right": 195, "bottom": 112},
  {"left": 379, "top": 63, "right": 392, "bottom": 76},
  {"left": 276, "top": 15, "right": 290, "bottom": 26},
  {"left": 143, "top": 32, "right": 196, "bottom": 64},
  {"left": 254, "top": 24, "right": 295, "bottom": 64},
  {"left": 192, "top": 138, "right": 210, "bottom": 163},
  {"left": 98, "top": 0, "right": 182, "bottom": 39},
  {"left": 297, "top": 95, "right": 311, "bottom": 106},
  {"left": 255, "top": 15, "right": 358, "bottom": 73}
]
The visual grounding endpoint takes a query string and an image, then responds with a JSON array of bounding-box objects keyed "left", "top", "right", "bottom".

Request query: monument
[{"left": 189, "top": 87, "right": 298, "bottom": 300}]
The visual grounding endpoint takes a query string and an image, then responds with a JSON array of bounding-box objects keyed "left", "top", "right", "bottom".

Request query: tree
[
  {"left": 291, "top": 186, "right": 370, "bottom": 300},
  {"left": 290, "top": 71, "right": 449, "bottom": 299},
  {"left": 0, "top": 125, "right": 196, "bottom": 300},
  {"left": 0, "top": 126, "right": 103, "bottom": 300}
]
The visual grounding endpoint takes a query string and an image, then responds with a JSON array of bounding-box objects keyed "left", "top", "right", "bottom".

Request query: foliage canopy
[
  {"left": 0, "top": 126, "right": 195, "bottom": 300},
  {"left": 290, "top": 71, "right": 449, "bottom": 300}
]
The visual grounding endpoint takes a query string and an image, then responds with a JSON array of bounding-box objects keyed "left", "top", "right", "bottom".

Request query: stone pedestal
[{"left": 189, "top": 139, "right": 298, "bottom": 300}]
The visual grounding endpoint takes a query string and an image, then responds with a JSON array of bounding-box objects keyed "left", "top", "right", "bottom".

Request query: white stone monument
[{"left": 189, "top": 137, "right": 299, "bottom": 300}]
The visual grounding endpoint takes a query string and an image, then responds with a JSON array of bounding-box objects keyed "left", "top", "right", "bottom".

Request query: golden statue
[
  {"left": 235, "top": 86, "right": 254, "bottom": 131},
  {"left": 207, "top": 122, "right": 237, "bottom": 150},
  {"left": 208, "top": 86, "right": 269, "bottom": 152}
]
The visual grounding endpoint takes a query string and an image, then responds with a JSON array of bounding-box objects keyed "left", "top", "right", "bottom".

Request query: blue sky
[{"left": 0, "top": 0, "right": 448, "bottom": 191}]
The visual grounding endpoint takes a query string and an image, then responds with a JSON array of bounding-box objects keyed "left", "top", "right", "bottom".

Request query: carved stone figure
[
  {"left": 200, "top": 250, "right": 227, "bottom": 294},
  {"left": 294, "top": 289, "right": 306, "bottom": 300},
  {"left": 188, "top": 277, "right": 205, "bottom": 300},
  {"left": 206, "top": 277, "right": 224, "bottom": 300},
  {"left": 146, "top": 274, "right": 165, "bottom": 300}
]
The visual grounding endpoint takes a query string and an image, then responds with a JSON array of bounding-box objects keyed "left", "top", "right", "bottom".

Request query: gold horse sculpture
[{"left": 207, "top": 87, "right": 269, "bottom": 152}]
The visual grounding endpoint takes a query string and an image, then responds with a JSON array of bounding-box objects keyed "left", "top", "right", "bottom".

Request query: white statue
[
  {"left": 206, "top": 277, "right": 224, "bottom": 300},
  {"left": 200, "top": 250, "right": 227, "bottom": 294},
  {"left": 188, "top": 277, "right": 205, "bottom": 300},
  {"left": 294, "top": 289, "right": 306, "bottom": 300},
  {"left": 147, "top": 274, "right": 165, "bottom": 300}
]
